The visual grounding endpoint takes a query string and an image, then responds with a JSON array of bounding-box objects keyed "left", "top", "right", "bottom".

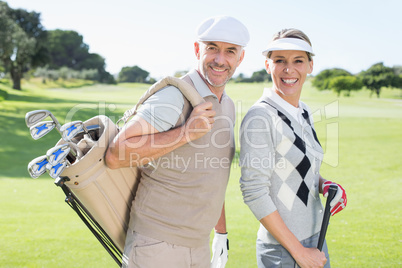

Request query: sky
[{"left": 5, "top": 0, "right": 402, "bottom": 79}]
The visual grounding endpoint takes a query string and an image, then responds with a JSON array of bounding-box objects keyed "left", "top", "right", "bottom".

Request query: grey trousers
[
  {"left": 256, "top": 233, "right": 330, "bottom": 268},
  {"left": 122, "top": 228, "right": 210, "bottom": 268}
]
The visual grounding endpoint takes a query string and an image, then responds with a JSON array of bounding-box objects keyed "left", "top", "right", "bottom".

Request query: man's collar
[{"left": 188, "top": 69, "right": 220, "bottom": 100}]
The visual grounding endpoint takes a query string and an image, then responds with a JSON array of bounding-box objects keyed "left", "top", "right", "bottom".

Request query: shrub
[{"left": 0, "top": 88, "right": 8, "bottom": 101}]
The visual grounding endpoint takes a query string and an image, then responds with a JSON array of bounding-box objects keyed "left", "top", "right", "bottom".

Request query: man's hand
[
  {"left": 184, "top": 101, "right": 215, "bottom": 141},
  {"left": 322, "top": 180, "right": 347, "bottom": 216},
  {"left": 211, "top": 232, "right": 228, "bottom": 268}
]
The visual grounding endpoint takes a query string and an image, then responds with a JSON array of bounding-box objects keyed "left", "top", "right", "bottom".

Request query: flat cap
[{"left": 196, "top": 16, "right": 250, "bottom": 47}]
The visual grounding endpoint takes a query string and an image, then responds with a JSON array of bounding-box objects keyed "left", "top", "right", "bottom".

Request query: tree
[
  {"left": 234, "top": 69, "right": 271, "bottom": 83},
  {"left": 47, "top": 30, "right": 89, "bottom": 70},
  {"left": 118, "top": 66, "right": 149, "bottom": 83},
  {"left": 329, "top": 75, "right": 363, "bottom": 97},
  {"left": 391, "top": 66, "right": 402, "bottom": 91},
  {"left": 312, "top": 68, "right": 352, "bottom": 91},
  {"left": 0, "top": 63, "right": 4, "bottom": 77},
  {"left": 10, "top": 5, "right": 49, "bottom": 68},
  {"left": 81, "top": 53, "right": 116, "bottom": 84},
  {"left": 393, "top": 65, "right": 402, "bottom": 76},
  {"left": 0, "top": 2, "right": 39, "bottom": 89},
  {"left": 250, "top": 69, "right": 271, "bottom": 82},
  {"left": 358, "top": 62, "right": 396, "bottom": 98},
  {"left": 46, "top": 29, "right": 115, "bottom": 84}
]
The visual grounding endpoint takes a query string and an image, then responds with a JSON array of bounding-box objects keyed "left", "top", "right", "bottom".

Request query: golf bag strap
[{"left": 117, "top": 76, "right": 204, "bottom": 127}]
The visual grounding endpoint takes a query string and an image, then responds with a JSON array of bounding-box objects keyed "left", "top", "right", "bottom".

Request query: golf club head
[
  {"left": 29, "top": 121, "right": 56, "bottom": 140},
  {"left": 60, "top": 121, "right": 85, "bottom": 142},
  {"left": 46, "top": 144, "right": 71, "bottom": 166},
  {"left": 28, "top": 155, "right": 49, "bottom": 178},
  {"left": 25, "top": 110, "right": 51, "bottom": 127},
  {"left": 46, "top": 159, "right": 69, "bottom": 179}
]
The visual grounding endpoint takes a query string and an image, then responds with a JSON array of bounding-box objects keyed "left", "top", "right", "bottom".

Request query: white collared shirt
[
  {"left": 187, "top": 69, "right": 218, "bottom": 100},
  {"left": 263, "top": 88, "right": 304, "bottom": 125}
]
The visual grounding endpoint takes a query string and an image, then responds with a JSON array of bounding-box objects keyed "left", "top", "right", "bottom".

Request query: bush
[
  {"left": 0, "top": 88, "right": 8, "bottom": 101},
  {"left": 33, "top": 66, "right": 100, "bottom": 83}
]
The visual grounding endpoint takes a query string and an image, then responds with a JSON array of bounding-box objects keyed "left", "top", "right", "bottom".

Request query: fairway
[{"left": 0, "top": 80, "right": 401, "bottom": 267}]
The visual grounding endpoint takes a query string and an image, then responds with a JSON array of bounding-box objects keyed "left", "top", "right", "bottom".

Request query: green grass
[{"left": 0, "top": 79, "right": 401, "bottom": 267}]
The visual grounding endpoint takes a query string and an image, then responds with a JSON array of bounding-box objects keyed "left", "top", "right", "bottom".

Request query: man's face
[{"left": 195, "top": 41, "right": 245, "bottom": 92}]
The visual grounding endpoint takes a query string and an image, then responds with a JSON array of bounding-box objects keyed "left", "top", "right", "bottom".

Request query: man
[{"left": 105, "top": 16, "right": 249, "bottom": 268}]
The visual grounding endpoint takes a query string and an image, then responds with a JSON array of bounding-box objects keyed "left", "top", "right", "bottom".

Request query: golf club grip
[{"left": 317, "top": 185, "right": 338, "bottom": 251}]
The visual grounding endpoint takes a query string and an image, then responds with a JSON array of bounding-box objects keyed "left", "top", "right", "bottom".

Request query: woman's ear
[
  {"left": 308, "top": 59, "right": 314, "bottom": 74},
  {"left": 265, "top": 59, "right": 271, "bottom": 74}
]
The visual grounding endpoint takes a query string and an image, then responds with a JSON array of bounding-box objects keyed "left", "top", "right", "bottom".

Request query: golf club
[
  {"left": 295, "top": 185, "right": 338, "bottom": 268},
  {"left": 60, "top": 120, "right": 95, "bottom": 142},
  {"left": 29, "top": 121, "right": 56, "bottom": 140},
  {"left": 70, "top": 124, "right": 100, "bottom": 142},
  {"left": 46, "top": 144, "right": 76, "bottom": 166},
  {"left": 27, "top": 155, "right": 49, "bottom": 178},
  {"left": 25, "top": 110, "right": 83, "bottom": 157},
  {"left": 47, "top": 159, "right": 70, "bottom": 179},
  {"left": 25, "top": 110, "right": 61, "bottom": 130},
  {"left": 317, "top": 184, "right": 338, "bottom": 251}
]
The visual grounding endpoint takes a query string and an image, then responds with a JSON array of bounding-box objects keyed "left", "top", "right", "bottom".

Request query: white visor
[{"left": 262, "top": 38, "right": 314, "bottom": 57}]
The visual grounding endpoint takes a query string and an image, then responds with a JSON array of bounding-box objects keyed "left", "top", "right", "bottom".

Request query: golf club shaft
[
  {"left": 82, "top": 124, "right": 96, "bottom": 140},
  {"left": 317, "top": 185, "right": 338, "bottom": 251},
  {"left": 49, "top": 113, "right": 62, "bottom": 131},
  {"left": 294, "top": 185, "right": 337, "bottom": 268}
]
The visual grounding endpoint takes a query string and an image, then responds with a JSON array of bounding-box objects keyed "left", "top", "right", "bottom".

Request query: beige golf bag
[{"left": 56, "top": 76, "right": 204, "bottom": 265}]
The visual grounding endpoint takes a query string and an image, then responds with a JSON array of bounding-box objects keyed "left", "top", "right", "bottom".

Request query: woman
[{"left": 239, "top": 29, "right": 347, "bottom": 268}]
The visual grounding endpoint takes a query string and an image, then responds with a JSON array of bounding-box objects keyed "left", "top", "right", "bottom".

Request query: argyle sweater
[{"left": 239, "top": 90, "right": 325, "bottom": 244}]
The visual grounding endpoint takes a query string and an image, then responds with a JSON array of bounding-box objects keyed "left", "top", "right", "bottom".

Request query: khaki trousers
[{"left": 122, "top": 228, "right": 210, "bottom": 268}]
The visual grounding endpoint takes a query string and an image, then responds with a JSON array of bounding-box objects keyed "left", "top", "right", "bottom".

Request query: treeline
[
  {"left": 312, "top": 63, "right": 402, "bottom": 98},
  {"left": 233, "top": 62, "right": 402, "bottom": 98},
  {"left": 0, "top": 1, "right": 115, "bottom": 90},
  {"left": 102, "top": 62, "right": 402, "bottom": 99}
]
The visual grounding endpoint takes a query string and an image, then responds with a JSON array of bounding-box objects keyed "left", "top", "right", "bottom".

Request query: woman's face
[{"left": 265, "top": 50, "right": 313, "bottom": 107}]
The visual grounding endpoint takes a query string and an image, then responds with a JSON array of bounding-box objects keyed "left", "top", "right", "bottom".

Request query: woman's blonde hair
[{"left": 267, "top": 28, "right": 313, "bottom": 61}]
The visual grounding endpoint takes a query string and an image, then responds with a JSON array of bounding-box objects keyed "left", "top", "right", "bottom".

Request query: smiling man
[
  {"left": 196, "top": 41, "right": 244, "bottom": 98},
  {"left": 105, "top": 16, "right": 249, "bottom": 268}
]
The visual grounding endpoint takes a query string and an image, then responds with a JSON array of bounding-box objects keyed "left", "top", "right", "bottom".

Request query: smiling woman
[
  {"left": 265, "top": 50, "right": 313, "bottom": 107},
  {"left": 263, "top": 31, "right": 314, "bottom": 107},
  {"left": 239, "top": 28, "right": 348, "bottom": 268}
]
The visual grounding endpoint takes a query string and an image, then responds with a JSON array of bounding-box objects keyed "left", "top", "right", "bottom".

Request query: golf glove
[
  {"left": 322, "top": 180, "right": 347, "bottom": 216},
  {"left": 211, "top": 232, "right": 228, "bottom": 268}
]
